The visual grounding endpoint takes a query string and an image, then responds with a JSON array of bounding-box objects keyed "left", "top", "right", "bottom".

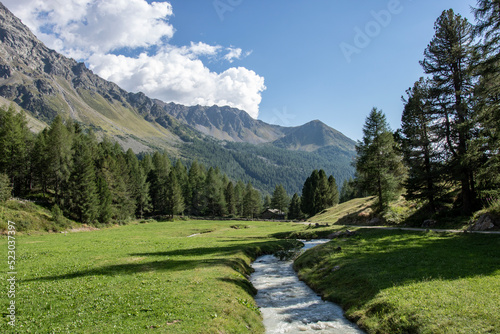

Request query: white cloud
[
  {"left": 2, "top": 0, "right": 265, "bottom": 118},
  {"left": 88, "top": 50, "right": 266, "bottom": 118},
  {"left": 3, "top": 0, "right": 174, "bottom": 56}
]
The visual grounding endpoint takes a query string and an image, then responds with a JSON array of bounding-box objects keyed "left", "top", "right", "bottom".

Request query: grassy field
[
  {"left": 0, "top": 220, "right": 308, "bottom": 333},
  {"left": 294, "top": 229, "right": 500, "bottom": 334}
]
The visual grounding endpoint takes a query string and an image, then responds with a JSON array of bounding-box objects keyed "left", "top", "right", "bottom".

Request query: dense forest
[
  {"left": 0, "top": 108, "right": 339, "bottom": 225},
  {"left": 346, "top": 3, "right": 500, "bottom": 216}
]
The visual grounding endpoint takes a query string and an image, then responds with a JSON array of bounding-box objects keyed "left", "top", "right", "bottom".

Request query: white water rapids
[{"left": 250, "top": 240, "right": 364, "bottom": 334}]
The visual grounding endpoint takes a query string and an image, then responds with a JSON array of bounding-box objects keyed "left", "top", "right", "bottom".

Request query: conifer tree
[
  {"left": 327, "top": 175, "right": 340, "bottom": 207},
  {"left": 472, "top": 0, "right": 500, "bottom": 199},
  {"left": 234, "top": 180, "right": 245, "bottom": 217},
  {"left": 149, "top": 152, "right": 170, "bottom": 214},
  {"left": 401, "top": 78, "right": 443, "bottom": 212},
  {"left": 225, "top": 181, "right": 236, "bottom": 216},
  {"left": 173, "top": 160, "right": 190, "bottom": 208},
  {"left": 0, "top": 106, "right": 32, "bottom": 195},
  {"left": 66, "top": 134, "right": 99, "bottom": 224},
  {"left": 271, "top": 184, "right": 290, "bottom": 213},
  {"left": 32, "top": 129, "right": 50, "bottom": 196},
  {"left": 126, "top": 149, "right": 151, "bottom": 218},
  {"left": 301, "top": 170, "right": 318, "bottom": 216},
  {"left": 263, "top": 195, "right": 272, "bottom": 210},
  {"left": 188, "top": 160, "right": 206, "bottom": 215},
  {"left": 166, "top": 170, "right": 185, "bottom": 218},
  {"left": 420, "top": 9, "right": 477, "bottom": 213},
  {"left": 243, "top": 182, "right": 261, "bottom": 218},
  {"left": 204, "top": 167, "right": 226, "bottom": 216},
  {"left": 96, "top": 173, "right": 113, "bottom": 224},
  {"left": 288, "top": 193, "right": 303, "bottom": 220},
  {"left": 355, "top": 108, "right": 406, "bottom": 211},
  {"left": 46, "top": 116, "right": 73, "bottom": 202}
]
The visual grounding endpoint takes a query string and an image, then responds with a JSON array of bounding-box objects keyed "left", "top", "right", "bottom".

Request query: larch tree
[
  {"left": 472, "top": 0, "right": 500, "bottom": 199},
  {"left": 355, "top": 108, "right": 406, "bottom": 211},
  {"left": 271, "top": 184, "right": 290, "bottom": 214},
  {"left": 420, "top": 9, "right": 477, "bottom": 213},
  {"left": 400, "top": 78, "right": 444, "bottom": 212}
]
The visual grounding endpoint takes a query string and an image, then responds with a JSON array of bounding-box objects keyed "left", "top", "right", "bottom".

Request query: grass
[
  {"left": 0, "top": 220, "right": 308, "bottom": 333},
  {"left": 294, "top": 229, "right": 500, "bottom": 334},
  {"left": 0, "top": 199, "right": 76, "bottom": 232},
  {"left": 309, "top": 197, "right": 377, "bottom": 225}
]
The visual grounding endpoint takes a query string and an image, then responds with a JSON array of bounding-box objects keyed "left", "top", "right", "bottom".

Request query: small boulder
[
  {"left": 422, "top": 219, "right": 437, "bottom": 228},
  {"left": 469, "top": 214, "right": 498, "bottom": 231}
]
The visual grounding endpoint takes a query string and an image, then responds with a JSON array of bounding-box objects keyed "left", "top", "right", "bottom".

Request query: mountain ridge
[{"left": 0, "top": 2, "right": 356, "bottom": 194}]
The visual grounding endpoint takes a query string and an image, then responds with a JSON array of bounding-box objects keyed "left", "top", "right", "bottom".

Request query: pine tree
[
  {"left": 96, "top": 173, "right": 113, "bottom": 224},
  {"left": 420, "top": 9, "right": 477, "bottom": 213},
  {"left": 301, "top": 170, "right": 318, "bottom": 217},
  {"left": 149, "top": 152, "right": 170, "bottom": 214},
  {"left": 263, "top": 195, "right": 272, "bottom": 210},
  {"left": 32, "top": 129, "right": 50, "bottom": 196},
  {"left": 314, "top": 170, "right": 330, "bottom": 214},
  {"left": 66, "top": 134, "right": 99, "bottom": 224},
  {"left": 327, "top": 175, "right": 340, "bottom": 207},
  {"left": 355, "top": 108, "right": 406, "bottom": 211},
  {"left": 225, "top": 181, "right": 237, "bottom": 216},
  {"left": 173, "top": 160, "right": 190, "bottom": 209},
  {"left": 204, "top": 167, "right": 226, "bottom": 216},
  {"left": 46, "top": 116, "right": 73, "bottom": 202},
  {"left": 0, "top": 106, "right": 32, "bottom": 195},
  {"left": 126, "top": 149, "right": 151, "bottom": 218},
  {"left": 234, "top": 180, "right": 245, "bottom": 217},
  {"left": 288, "top": 193, "right": 303, "bottom": 220},
  {"left": 188, "top": 160, "right": 206, "bottom": 215},
  {"left": 472, "top": 0, "right": 500, "bottom": 200},
  {"left": 401, "top": 78, "right": 444, "bottom": 212},
  {"left": 166, "top": 170, "right": 185, "bottom": 218},
  {"left": 271, "top": 184, "right": 289, "bottom": 214},
  {"left": 243, "top": 182, "right": 261, "bottom": 218}
]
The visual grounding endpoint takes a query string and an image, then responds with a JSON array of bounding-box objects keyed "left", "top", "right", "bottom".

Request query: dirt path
[{"left": 343, "top": 225, "right": 500, "bottom": 235}]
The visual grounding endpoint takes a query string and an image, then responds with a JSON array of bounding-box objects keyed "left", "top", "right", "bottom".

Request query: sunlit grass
[
  {"left": 294, "top": 229, "right": 500, "bottom": 333},
  {"left": 0, "top": 220, "right": 304, "bottom": 333}
]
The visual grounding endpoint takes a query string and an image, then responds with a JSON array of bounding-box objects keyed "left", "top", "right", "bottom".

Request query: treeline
[
  {"left": 181, "top": 139, "right": 354, "bottom": 196},
  {"left": 344, "top": 2, "right": 500, "bottom": 215},
  {"left": 0, "top": 107, "right": 341, "bottom": 224}
]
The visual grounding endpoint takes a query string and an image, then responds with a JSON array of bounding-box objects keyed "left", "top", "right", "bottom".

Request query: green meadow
[
  {"left": 0, "top": 220, "right": 306, "bottom": 333},
  {"left": 294, "top": 229, "right": 500, "bottom": 334},
  {"left": 1, "top": 218, "right": 499, "bottom": 334}
]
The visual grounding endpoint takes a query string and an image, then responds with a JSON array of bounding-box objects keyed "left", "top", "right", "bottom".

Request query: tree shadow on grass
[
  {"left": 25, "top": 239, "right": 298, "bottom": 283},
  {"left": 129, "top": 239, "right": 298, "bottom": 259},
  {"left": 25, "top": 257, "right": 250, "bottom": 282},
  {"left": 294, "top": 230, "right": 500, "bottom": 311}
]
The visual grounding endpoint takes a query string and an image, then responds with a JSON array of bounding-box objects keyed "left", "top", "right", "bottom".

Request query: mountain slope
[
  {"left": 0, "top": 3, "right": 356, "bottom": 194},
  {"left": 272, "top": 120, "right": 356, "bottom": 152},
  {"left": 0, "top": 2, "right": 194, "bottom": 152}
]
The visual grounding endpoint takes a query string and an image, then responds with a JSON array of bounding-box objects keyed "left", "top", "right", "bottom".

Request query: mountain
[
  {"left": 273, "top": 120, "right": 356, "bottom": 152},
  {"left": 0, "top": 2, "right": 196, "bottom": 153},
  {"left": 0, "top": 3, "right": 355, "bottom": 194},
  {"left": 158, "top": 102, "right": 288, "bottom": 144}
]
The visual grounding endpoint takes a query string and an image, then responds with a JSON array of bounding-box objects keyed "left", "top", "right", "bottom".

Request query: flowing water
[{"left": 250, "top": 240, "right": 364, "bottom": 334}]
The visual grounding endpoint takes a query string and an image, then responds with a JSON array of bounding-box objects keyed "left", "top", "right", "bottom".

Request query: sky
[{"left": 3, "top": 0, "right": 477, "bottom": 141}]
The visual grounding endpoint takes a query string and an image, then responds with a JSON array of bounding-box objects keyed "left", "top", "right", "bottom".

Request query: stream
[{"left": 250, "top": 240, "right": 364, "bottom": 334}]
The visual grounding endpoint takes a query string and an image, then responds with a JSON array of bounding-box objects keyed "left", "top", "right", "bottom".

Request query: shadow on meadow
[
  {"left": 294, "top": 230, "right": 500, "bottom": 310},
  {"left": 25, "top": 239, "right": 298, "bottom": 284}
]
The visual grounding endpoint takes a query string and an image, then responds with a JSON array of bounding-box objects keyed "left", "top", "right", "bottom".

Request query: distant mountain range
[{"left": 0, "top": 2, "right": 356, "bottom": 194}]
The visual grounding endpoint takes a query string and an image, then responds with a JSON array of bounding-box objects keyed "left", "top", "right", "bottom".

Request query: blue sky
[{"left": 5, "top": 0, "right": 477, "bottom": 140}]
